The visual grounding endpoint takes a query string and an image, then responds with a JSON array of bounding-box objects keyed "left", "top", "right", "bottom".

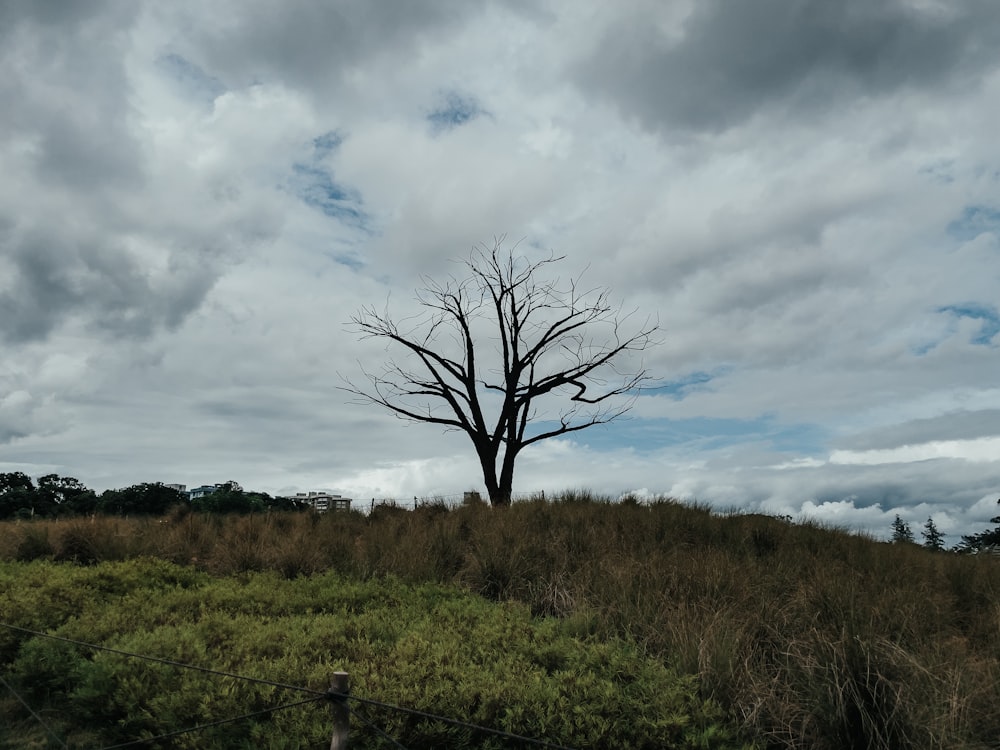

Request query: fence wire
[
  {"left": 347, "top": 705, "right": 410, "bottom": 750},
  {"left": 331, "top": 689, "right": 578, "bottom": 750},
  {"left": 99, "top": 695, "right": 328, "bottom": 749},
  {"left": 0, "top": 672, "right": 69, "bottom": 749},
  {"left": 0, "top": 622, "right": 323, "bottom": 695},
  {"left": 2, "top": 620, "right": 578, "bottom": 750}
]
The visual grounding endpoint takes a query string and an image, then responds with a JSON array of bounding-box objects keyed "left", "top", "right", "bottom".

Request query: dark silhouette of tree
[
  {"left": 98, "top": 483, "right": 189, "bottom": 516},
  {"left": 36, "top": 474, "right": 96, "bottom": 517},
  {"left": 959, "top": 499, "right": 1000, "bottom": 552},
  {"left": 189, "top": 481, "right": 275, "bottom": 514},
  {"left": 183, "top": 481, "right": 303, "bottom": 514},
  {"left": 0, "top": 472, "right": 37, "bottom": 519},
  {"left": 266, "top": 493, "right": 309, "bottom": 511},
  {"left": 890, "top": 514, "right": 914, "bottom": 544},
  {"left": 921, "top": 517, "right": 945, "bottom": 551},
  {"left": 342, "top": 240, "right": 659, "bottom": 506},
  {"left": 1, "top": 473, "right": 98, "bottom": 518}
]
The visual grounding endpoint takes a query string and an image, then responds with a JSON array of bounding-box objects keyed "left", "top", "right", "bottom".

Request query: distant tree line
[
  {"left": 890, "top": 500, "right": 1000, "bottom": 553},
  {"left": 4, "top": 471, "right": 999, "bottom": 549},
  {"left": 0, "top": 473, "right": 307, "bottom": 520}
]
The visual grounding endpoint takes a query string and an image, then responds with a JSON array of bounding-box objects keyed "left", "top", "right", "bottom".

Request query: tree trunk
[
  {"left": 490, "top": 448, "right": 517, "bottom": 507},
  {"left": 489, "top": 483, "right": 512, "bottom": 507},
  {"left": 476, "top": 443, "right": 510, "bottom": 507}
]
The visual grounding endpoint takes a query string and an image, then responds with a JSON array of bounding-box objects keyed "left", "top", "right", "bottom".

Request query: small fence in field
[
  {"left": 366, "top": 489, "right": 576, "bottom": 513},
  {"left": 0, "top": 622, "right": 577, "bottom": 750}
]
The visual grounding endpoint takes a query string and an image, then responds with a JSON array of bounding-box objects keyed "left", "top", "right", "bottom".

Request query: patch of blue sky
[
  {"left": 642, "top": 369, "right": 728, "bottom": 400},
  {"left": 313, "top": 131, "right": 343, "bottom": 157},
  {"left": 912, "top": 339, "right": 939, "bottom": 357},
  {"left": 528, "top": 414, "right": 829, "bottom": 455},
  {"left": 290, "top": 163, "right": 367, "bottom": 227},
  {"left": 324, "top": 250, "right": 364, "bottom": 270},
  {"left": 155, "top": 53, "right": 226, "bottom": 105},
  {"left": 938, "top": 303, "right": 1000, "bottom": 345},
  {"left": 427, "top": 91, "right": 485, "bottom": 134},
  {"left": 946, "top": 205, "right": 1000, "bottom": 242},
  {"left": 285, "top": 131, "right": 370, "bottom": 230},
  {"left": 812, "top": 484, "right": 909, "bottom": 510}
]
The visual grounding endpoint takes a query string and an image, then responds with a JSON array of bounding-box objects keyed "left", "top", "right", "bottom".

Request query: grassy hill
[{"left": 2, "top": 494, "right": 998, "bottom": 748}]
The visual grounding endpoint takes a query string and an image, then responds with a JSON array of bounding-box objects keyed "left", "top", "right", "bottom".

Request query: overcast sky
[{"left": 2, "top": 0, "right": 999, "bottom": 541}]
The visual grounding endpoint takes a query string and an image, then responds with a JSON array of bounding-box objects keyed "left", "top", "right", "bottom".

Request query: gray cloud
[
  {"left": 656, "top": 451, "right": 1000, "bottom": 538},
  {"left": 797, "top": 460, "right": 1000, "bottom": 537},
  {"left": 155, "top": 53, "right": 228, "bottom": 107},
  {"left": 0, "top": 0, "right": 120, "bottom": 30},
  {"left": 0, "top": 0, "right": 292, "bottom": 345},
  {"left": 577, "top": 0, "right": 1000, "bottom": 134},
  {"left": 0, "top": 393, "right": 32, "bottom": 443},
  {"left": 0, "top": 228, "right": 217, "bottom": 344},
  {"left": 840, "top": 409, "right": 1000, "bottom": 450},
  {"left": 0, "top": 0, "right": 144, "bottom": 190},
  {"left": 0, "top": 0, "right": 996, "bottom": 542},
  {"left": 187, "top": 0, "right": 486, "bottom": 91}
]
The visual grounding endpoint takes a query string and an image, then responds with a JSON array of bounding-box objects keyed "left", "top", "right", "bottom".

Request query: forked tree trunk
[
  {"left": 478, "top": 446, "right": 514, "bottom": 507},
  {"left": 477, "top": 448, "right": 502, "bottom": 507},
  {"left": 488, "top": 483, "right": 513, "bottom": 507},
  {"left": 494, "top": 452, "right": 516, "bottom": 507}
]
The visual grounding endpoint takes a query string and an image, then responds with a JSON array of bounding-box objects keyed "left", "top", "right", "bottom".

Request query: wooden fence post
[{"left": 329, "top": 671, "right": 349, "bottom": 750}]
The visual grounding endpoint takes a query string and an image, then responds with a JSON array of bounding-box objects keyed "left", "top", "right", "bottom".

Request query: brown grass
[{"left": 2, "top": 495, "right": 998, "bottom": 749}]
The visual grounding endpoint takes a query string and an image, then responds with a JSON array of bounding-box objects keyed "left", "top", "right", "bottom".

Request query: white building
[
  {"left": 291, "top": 491, "right": 352, "bottom": 512},
  {"left": 189, "top": 484, "right": 223, "bottom": 500}
]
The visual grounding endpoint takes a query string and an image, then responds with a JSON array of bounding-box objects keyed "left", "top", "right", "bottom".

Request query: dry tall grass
[{"left": 2, "top": 495, "right": 998, "bottom": 749}]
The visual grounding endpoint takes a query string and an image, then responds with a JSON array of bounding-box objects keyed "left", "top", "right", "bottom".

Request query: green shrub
[
  {"left": 13, "top": 526, "right": 52, "bottom": 562},
  {"left": 0, "top": 559, "right": 744, "bottom": 749}
]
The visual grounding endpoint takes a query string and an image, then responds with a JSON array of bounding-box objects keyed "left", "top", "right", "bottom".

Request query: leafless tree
[{"left": 341, "top": 240, "right": 660, "bottom": 506}]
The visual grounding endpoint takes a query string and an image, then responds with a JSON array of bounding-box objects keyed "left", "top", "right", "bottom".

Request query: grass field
[{"left": 2, "top": 494, "right": 999, "bottom": 749}]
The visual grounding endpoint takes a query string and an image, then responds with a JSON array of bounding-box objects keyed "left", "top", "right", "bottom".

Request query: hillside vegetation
[
  {"left": 2, "top": 495, "right": 999, "bottom": 749},
  {"left": 0, "top": 559, "right": 738, "bottom": 749}
]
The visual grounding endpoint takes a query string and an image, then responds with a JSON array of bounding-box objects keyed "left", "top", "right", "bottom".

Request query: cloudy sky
[{"left": 2, "top": 0, "right": 999, "bottom": 541}]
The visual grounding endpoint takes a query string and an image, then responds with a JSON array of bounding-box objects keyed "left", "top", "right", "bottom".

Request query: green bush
[
  {"left": 13, "top": 526, "right": 52, "bottom": 562},
  {"left": 0, "top": 559, "right": 744, "bottom": 749}
]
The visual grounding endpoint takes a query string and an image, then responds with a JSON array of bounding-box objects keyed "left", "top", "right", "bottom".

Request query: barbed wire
[
  {"left": 0, "top": 672, "right": 68, "bottom": 749},
  {"left": 367, "top": 489, "right": 652, "bottom": 509},
  {"left": 331, "top": 690, "right": 578, "bottom": 750},
  {"left": 0, "top": 622, "right": 324, "bottom": 696},
  {"left": 2, "top": 621, "right": 578, "bottom": 750},
  {"left": 99, "top": 695, "right": 328, "bottom": 749},
  {"left": 365, "top": 490, "right": 550, "bottom": 509},
  {"left": 347, "top": 705, "right": 410, "bottom": 750}
]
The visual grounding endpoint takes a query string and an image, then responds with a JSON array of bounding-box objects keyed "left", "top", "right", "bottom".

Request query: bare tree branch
[{"left": 340, "top": 238, "right": 660, "bottom": 505}]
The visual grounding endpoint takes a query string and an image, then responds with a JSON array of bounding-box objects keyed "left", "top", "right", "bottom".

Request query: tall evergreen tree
[
  {"left": 921, "top": 517, "right": 945, "bottom": 551},
  {"left": 891, "top": 514, "right": 915, "bottom": 544},
  {"left": 959, "top": 499, "right": 1000, "bottom": 552}
]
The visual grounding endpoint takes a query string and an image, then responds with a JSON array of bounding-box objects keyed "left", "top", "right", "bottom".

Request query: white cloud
[
  {"left": 830, "top": 437, "right": 1000, "bottom": 465},
  {"left": 0, "top": 0, "right": 998, "bottom": 541}
]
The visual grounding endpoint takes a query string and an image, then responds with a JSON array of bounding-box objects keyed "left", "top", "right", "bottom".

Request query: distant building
[
  {"left": 164, "top": 483, "right": 186, "bottom": 493},
  {"left": 189, "top": 484, "right": 223, "bottom": 501},
  {"left": 291, "top": 491, "right": 352, "bottom": 512}
]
